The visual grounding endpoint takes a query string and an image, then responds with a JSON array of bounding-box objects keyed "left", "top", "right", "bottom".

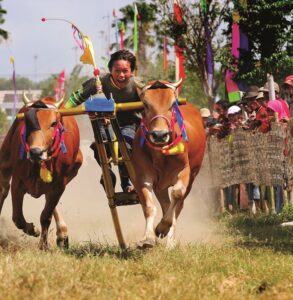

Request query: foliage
[
  {"left": 220, "top": 0, "right": 293, "bottom": 86},
  {"left": 226, "top": 205, "right": 293, "bottom": 227},
  {"left": 117, "top": 0, "right": 158, "bottom": 75},
  {"left": 152, "top": 0, "right": 230, "bottom": 108},
  {"left": 2, "top": 223, "right": 293, "bottom": 299},
  {"left": 0, "top": 77, "right": 36, "bottom": 90},
  {"left": 0, "top": 0, "right": 8, "bottom": 41},
  {"left": 39, "top": 65, "right": 88, "bottom": 99}
]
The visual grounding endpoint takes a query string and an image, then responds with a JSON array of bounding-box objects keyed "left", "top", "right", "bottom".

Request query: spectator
[{"left": 283, "top": 75, "right": 293, "bottom": 116}]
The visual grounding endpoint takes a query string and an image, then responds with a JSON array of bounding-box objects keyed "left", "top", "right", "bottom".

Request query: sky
[{"left": 0, "top": 0, "right": 135, "bottom": 81}]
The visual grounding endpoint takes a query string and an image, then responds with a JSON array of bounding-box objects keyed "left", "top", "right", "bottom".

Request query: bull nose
[
  {"left": 149, "top": 130, "right": 170, "bottom": 144},
  {"left": 29, "top": 148, "right": 43, "bottom": 161}
]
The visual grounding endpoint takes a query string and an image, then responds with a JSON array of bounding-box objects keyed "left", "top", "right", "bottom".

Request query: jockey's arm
[{"left": 65, "top": 78, "right": 99, "bottom": 109}]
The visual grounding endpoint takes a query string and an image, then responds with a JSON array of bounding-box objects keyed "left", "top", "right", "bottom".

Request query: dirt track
[{"left": 0, "top": 116, "right": 216, "bottom": 246}]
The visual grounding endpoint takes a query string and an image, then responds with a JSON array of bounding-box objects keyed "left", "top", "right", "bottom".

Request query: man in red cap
[{"left": 283, "top": 75, "right": 293, "bottom": 116}]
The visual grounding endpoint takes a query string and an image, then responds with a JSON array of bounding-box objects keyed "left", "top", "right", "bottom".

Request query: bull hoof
[
  {"left": 38, "top": 241, "right": 49, "bottom": 251},
  {"left": 137, "top": 238, "right": 156, "bottom": 250},
  {"left": 155, "top": 220, "right": 172, "bottom": 238},
  {"left": 56, "top": 236, "right": 69, "bottom": 249},
  {"left": 24, "top": 223, "right": 40, "bottom": 237}
]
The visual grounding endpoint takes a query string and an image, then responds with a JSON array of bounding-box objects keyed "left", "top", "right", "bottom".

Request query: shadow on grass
[
  {"left": 222, "top": 207, "right": 293, "bottom": 254},
  {"left": 65, "top": 241, "right": 146, "bottom": 260}
]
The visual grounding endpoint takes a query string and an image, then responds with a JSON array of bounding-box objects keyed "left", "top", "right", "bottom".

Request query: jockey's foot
[
  {"left": 121, "top": 176, "right": 135, "bottom": 194},
  {"left": 123, "top": 184, "right": 135, "bottom": 194}
]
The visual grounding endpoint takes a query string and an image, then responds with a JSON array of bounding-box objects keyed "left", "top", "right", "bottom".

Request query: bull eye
[
  {"left": 143, "top": 101, "right": 149, "bottom": 110},
  {"left": 51, "top": 121, "right": 57, "bottom": 128}
]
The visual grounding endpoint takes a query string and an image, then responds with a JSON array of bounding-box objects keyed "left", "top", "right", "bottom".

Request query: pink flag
[{"left": 55, "top": 70, "right": 65, "bottom": 100}]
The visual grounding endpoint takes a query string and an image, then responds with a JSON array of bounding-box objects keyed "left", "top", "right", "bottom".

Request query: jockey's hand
[{"left": 81, "top": 78, "right": 99, "bottom": 99}]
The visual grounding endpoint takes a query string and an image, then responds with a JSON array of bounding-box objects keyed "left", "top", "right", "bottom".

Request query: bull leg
[
  {"left": 11, "top": 178, "right": 40, "bottom": 237},
  {"left": 137, "top": 182, "right": 157, "bottom": 249},
  {"left": 39, "top": 189, "right": 64, "bottom": 250},
  {"left": 0, "top": 179, "right": 10, "bottom": 215},
  {"left": 0, "top": 166, "right": 12, "bottom": 215},
  {"left": 155, "top": 168, "right": 190, "bottom": 238},
  {"left": 53, "top": 207, "right": 69, "bottom": 249}
]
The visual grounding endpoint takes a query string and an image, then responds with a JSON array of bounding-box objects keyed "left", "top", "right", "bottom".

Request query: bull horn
[
  {"left": 23, "top": 92, "right": 33, "bottom": 106},
  {"left": 134, "top": 79, "right": 145, "bottom": 90},
  {"left": 55, "top": 97, "right": 64, "bottom": 109},
  {"left": 171, "top": 78, "right": 183, "bottom": 89}
]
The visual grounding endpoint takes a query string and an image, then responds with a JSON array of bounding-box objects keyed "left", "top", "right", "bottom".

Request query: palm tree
[
  {"left": 118, "top": 1, "right": 158, "bottom": 75},
  {"left": 0, "top": 0, "right": 8, "bottom": 41}
]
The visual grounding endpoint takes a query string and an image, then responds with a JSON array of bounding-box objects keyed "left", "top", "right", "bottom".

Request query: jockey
[{"left": 66, "top": 49, "right": 142, "bottom": 193}]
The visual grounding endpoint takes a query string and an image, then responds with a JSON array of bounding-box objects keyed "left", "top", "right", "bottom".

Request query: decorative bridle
[
  {"left": 137, "top": 80, "right": 188, "bottom": 155},
  {"left": 18, "top": 96, "right": 67, "bottom": 183},
  {"left": 19, "top": 118, "right": 67, "bottom": 160}
]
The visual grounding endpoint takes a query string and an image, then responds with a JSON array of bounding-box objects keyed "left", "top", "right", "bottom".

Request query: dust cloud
[{"left": 0, "top": 116, "right": 218, "bottom": 247}]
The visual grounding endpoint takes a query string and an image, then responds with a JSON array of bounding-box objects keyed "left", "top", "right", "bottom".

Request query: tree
[
  {"left": 118, "top": 1, "right": 158, "bottom": 75},
  {"left": 153, "top": 0, "right": 229, "bottom": 108},
  {"left": 221, "top": 0, "right": 293, "bottom": 86},
  {"left": 39, "top": 64, "right": 88, "bottom": 99},
  {"left": 0, "top": 0, "right": 8, "bottom": 41}
]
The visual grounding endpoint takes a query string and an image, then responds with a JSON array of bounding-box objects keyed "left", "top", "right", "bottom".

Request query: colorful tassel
[
  {"left": 162, "top": 141, "right": 185, "bottom": 155},
  {"left": 40, "top": 162, "right": 53, "bottom": 183}
]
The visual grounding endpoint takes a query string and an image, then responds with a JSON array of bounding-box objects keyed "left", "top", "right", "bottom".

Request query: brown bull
[
  {"left": 133, "top": 80, "right": 206, "bottom": 248},
  {"left": 0, "top": 96, "right": 82, "bottom": 249}
]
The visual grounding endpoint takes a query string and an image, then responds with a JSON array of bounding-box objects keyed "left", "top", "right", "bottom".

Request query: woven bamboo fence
[{"left": 207, "top": 121, "right": 293, "bottom": 189}]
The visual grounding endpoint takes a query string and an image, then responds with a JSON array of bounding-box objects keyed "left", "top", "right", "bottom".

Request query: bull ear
[
  {"left": 23, "top": 92, "right": 33, "bottom": 106},
  {"left": 134, "top": 79, "right": 145, "bottom": 90},
  {"left": 55, "top": 97, "right": 64, "bottom": 109},
  {"left": 171, "top": 78, "right": 183, "bottom": 89}
]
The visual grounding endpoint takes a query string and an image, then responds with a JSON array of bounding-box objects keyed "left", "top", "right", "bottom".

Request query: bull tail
[{"left": 0, "top": 120, "right": 18, "bottom": 215}]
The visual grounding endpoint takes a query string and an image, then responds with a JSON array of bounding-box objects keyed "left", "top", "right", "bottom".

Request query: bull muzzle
[
  {"left": 29, "top": 147, "right": 47, "bottom": 162},
  {"left": 148, "top": 130, "right": 171, "bottom": 145}
]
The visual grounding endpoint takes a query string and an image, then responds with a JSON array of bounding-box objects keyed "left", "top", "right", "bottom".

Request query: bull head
[
  {"left": 23, "top": 92, "right": 32, "bottom": 106},
  {"left": 23, "top": 93, "right": 64, "bottom": 108},
  {"left": 134, "top": 78, "right": 183, "bottom": 93}
]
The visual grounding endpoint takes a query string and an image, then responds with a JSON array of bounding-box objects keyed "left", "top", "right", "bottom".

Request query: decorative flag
[
  {"left": 55, "top": 70, "right": 65, "bottom": 100},
  {"left": 42, "top": 17, "right": 100, "bottom": 78},
  {"left": 10, "top": 56, "right": 18, "bottom": 121},
  {"left": 174, "top": 0, "right": 185, "bottom": 91},
  {"left": 113, "top": 9, "right": 119, "bottom": 50},
  {"left": 231, "top": 23, "right": 240, "bottom": 60},
  {"left": 163, "top": 35, "right": 168, "bottom": 76},
  {"left": 205, "top": 21, "right": 213, "bottom": 91},
  {"left": 133, "top": 4, "right": 138, "bottom": 55},
  {"left": 200, "top": 0, "right": 207, "bottom": 15},
  {"left": 119, "top": 21, "right": 125, "bottom": 49},
  {"left": 225, "top": 10, "right": 242, "bottom": 102}
]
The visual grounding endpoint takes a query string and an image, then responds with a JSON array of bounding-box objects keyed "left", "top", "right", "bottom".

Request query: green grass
[{"left": 1, "top": 214, "right": 293, "bottom": 300}]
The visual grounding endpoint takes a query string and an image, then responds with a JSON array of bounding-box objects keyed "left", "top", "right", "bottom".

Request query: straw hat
[
  {"left": 227, "top": 105, "right": 241, "bottom": 115},
  {"left": 244, "top": 85, "right": 259, "bottom": 99},
  {"left": 200, "top": 108, "right": 211, "bottom": 118}
]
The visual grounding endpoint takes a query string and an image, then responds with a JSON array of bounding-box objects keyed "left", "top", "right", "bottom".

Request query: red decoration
[
  {"left": 93, "top": 68, "right": 100, "bottom": 76},
  {"left": 41, "top": 17, "right": 46, "bottom": 22}
]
